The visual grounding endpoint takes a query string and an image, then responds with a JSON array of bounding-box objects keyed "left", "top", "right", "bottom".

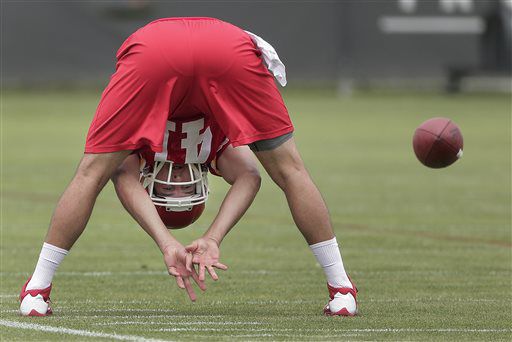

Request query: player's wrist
[
  {"left": 204, "top": 234, "right": 221, "bottom": 247},
  {"left": 160, "top": 240, "right": 182, "bottom": 255}
]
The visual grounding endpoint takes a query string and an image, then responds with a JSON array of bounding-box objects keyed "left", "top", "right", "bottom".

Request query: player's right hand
[
  {"left": 162, "top": 243, "right": 206, "bottom": 301},
  {"left": 185, "top": 237, "right": 228, "bottom": 282}
]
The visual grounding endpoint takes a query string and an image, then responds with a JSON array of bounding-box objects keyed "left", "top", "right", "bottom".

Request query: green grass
[{"left": 1, "top": 89, "right": 511, "bottom": 341}]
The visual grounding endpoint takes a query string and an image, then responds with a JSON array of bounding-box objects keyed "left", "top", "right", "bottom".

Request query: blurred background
[{"left": 2, "top": 0, "right": 511, "bottom": 93}]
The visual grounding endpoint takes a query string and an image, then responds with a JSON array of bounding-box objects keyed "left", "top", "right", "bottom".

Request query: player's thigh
[
  {"left": 253, "top": 137, "right": 306, "bottom": 188},
  {"left": 77, "top": 151, "right": 132, "bottom": 186}
]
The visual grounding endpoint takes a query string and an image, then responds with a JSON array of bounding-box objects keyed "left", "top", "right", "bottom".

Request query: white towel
[{"left": 244, "top": 30, "right": 287, "bottom": 87}]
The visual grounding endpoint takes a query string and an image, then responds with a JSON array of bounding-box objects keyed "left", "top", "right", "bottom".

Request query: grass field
[{"left": 1, "top": 89, "right": 511, "bottom": 341}]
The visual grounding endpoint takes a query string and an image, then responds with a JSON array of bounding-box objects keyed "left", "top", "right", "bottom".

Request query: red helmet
[
  {"left": 140, "top": 158, "right": 209, "bottom": 229},
  {"left": 155, "top": 204, "right": 205, "bottom": 229}
]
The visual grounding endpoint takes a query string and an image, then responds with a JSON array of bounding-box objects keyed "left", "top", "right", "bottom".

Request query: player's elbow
[
  {"left": 235, "top": 167, "right": 261, "bottom": 192},
  {"left": 246, "top": 168, "right": 262, "bottom": 192}
]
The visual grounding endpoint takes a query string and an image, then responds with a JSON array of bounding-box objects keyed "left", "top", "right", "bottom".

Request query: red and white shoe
[
  {"left": 323, "top": 278, "right": 358, "bottom": 316},
  {"left": 19, "top": 277, "right": 53, "bottom": 316}
]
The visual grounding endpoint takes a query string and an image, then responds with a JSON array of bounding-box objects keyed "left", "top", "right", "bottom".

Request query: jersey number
[{"left": 155, "top": 118, "right": 212, "bottom": 163}]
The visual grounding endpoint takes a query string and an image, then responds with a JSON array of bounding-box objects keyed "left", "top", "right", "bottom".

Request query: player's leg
[
  {"left": 252, "top": 137, "right": 333, "bottom": 244},
  {"left": 44, "top": 151, "right": 132, "bottom": 249},
  {"left": 253, "top": 137, "right": 358, "bottom": 316},
  {"left": 21, "top": 20, "right": 185, "bottom": 316},
  {"left": 20, "top": 151, "right": 130, "bottom": 316},
  {"left": 195, "top": 20, "right": 357, "bottom": 315}
]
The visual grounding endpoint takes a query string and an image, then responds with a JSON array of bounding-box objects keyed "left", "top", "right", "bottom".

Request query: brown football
[{"left": 413, "top": 117, "right": 464, "bottom": 168}]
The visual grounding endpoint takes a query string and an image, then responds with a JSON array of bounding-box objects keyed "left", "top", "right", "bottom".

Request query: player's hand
[
  {"left": 185, "top": 237, "right": 228, "bottom": 281},
  {"left": 162, "top": 243, "right": 206, "bottom": 301}
]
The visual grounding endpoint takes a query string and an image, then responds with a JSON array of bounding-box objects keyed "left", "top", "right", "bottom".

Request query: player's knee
[
  {"left": 257, "top": 153, "right": 307, "bottom": 191},
  {"left": 272, "top": 161, "right": 307, "bottom": 191},
  {"left": 273, "top": 154, "right": 306, "bottom": 188}
]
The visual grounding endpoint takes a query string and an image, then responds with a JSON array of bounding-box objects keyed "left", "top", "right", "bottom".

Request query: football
[{"left": 412, "top": 117, "right": 464, "bottom": 168}]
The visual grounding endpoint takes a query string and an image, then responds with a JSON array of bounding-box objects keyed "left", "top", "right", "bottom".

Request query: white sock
[
  {"left": 309, "top": 237, "right": 352, "bottom": 289},
  {"left": 26, "top": 242, "right": 68, "bottom": 290}
]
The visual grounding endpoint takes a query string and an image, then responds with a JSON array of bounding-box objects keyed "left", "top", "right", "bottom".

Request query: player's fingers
[
  {"left": 168, "top": 266, "right": 180, "bottom": 277},
  {"left": 207, "top": 266, "right": 219, "bottom": 281},
  {"left": 191, "top": 271, "right": 207, "bottom": 292},
  {"left": 199, "top": 263, "right": 206, "bottom": 282},
  {"left": 185, "top": 252, "right": 193, "bottom": 273},
  {"left": 175, "top": 276, "right": 185, "bottom": 289},
  {"left": 183, "top": 277, "right": 196, "bottom": 302},
  {"left": 213, "top": 262, "right": 228, "bottom": 270},
  {"left": 185, "top": 241, "right": 198, "bottom": 252}
]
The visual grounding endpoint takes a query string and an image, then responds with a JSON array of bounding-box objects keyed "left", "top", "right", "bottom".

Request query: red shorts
[{"left": 85, "top": 17, "right": 293, "bottom": 153}]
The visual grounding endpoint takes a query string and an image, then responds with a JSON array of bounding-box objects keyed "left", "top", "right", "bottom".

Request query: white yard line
[
  {"left": 1, "top": 319, "right": 509, "bottom": 337},
  {"left": 155, "top": 327, "right": 277, "bottom": 332},
  {"left": 3, "top": 270, "right": 511, "bottom": 277},
  {"left": 224, "top": 334, "right": 275, "bottom": 338},
  {"left": 94, "top": 321, "right": 263, "bottom": 326},
  {"left": 0, "top": 311, "right": 193, "bottom": 318},
  {"left": 3, "top": 298, "right": 506, "bottom": 305},
  {"left": 364, "top": 298, "right": 506, "bottom": 303},
  {"left": 348, "top": 328, "right": 512, "bottom": 333},
  {"left": 0, "top": 319, "right": 171, "bottom": 341},
  {"left": 150, "top": 327, "right": 512, "bottom": 333},
  {"left": 1, "top": 271, "right": 166, "bottom": 277},
  {"left": 1, "top": 295, "right": 508, "bottom": 316},
  {"left": 62, "top": 298, "right": 511, "bottom": 305},
  {"left": 68, "top": 315, "right": 232, "bottom": 320}
]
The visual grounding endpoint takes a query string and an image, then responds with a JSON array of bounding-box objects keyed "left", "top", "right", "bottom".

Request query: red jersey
[{"left": 138, "top": 115, "right": 229, "bottom": 173}]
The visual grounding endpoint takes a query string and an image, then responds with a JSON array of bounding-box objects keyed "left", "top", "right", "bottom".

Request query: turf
[{"left": 1, "top": 89, "right": 511, "bottom": 341}]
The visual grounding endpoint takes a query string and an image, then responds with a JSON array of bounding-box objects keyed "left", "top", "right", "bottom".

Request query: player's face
[{"left": 154, "top": 164, "right": 195, "bottom": 197}]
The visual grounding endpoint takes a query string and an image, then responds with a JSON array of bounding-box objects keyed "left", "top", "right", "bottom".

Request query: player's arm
[
  {"left": 186, "top": 145, "right": 261, "bottom": 280},
  {"left": 205, "top": 145, "right": 261, "bottom": 243},
  {"left": 111, "top": 154, "right": 205, "bottom": 300},
  {"left": 111, "top": 154, "right": 180, "bottom": 251}
]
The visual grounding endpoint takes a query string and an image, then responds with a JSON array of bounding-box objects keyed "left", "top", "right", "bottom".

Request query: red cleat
[
  {"left": 323, "top": 277, "right": 358, "bottom": 316},
  {"left": 19, "top": 277, "right": 53, "bottom": 316}
]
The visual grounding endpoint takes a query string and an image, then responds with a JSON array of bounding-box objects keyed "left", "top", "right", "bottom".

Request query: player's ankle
[
  {"left": 328, "top": 276, "right": 353, "bottom": 289},
  {"left": 26, "top": 242, "right": 68, "bottom": 290}
]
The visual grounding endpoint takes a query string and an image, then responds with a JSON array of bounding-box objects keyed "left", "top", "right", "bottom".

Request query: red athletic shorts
[{"left": 85, "top": 17, "right": 293, "bottom": 153}]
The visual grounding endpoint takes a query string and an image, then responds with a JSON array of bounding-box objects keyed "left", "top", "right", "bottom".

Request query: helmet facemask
[{"left": 141, "top": 160, "right": 209, "bottom": 212}]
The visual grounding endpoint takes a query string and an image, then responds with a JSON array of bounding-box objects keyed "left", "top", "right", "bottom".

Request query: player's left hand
[
  {"left": 186, "top": 237, "right": 228, "bottom": 281},
  {"left": 162, "top": 244, "right": 206, "bottom": 301}
]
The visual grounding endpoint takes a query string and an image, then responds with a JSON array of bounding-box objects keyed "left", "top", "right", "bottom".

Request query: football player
[
  {"left": 20, "top": 17, "right": 357, "bottom": 317},
  {"left": 111, "top": 120, "right": 261, "bottom": 287}
]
